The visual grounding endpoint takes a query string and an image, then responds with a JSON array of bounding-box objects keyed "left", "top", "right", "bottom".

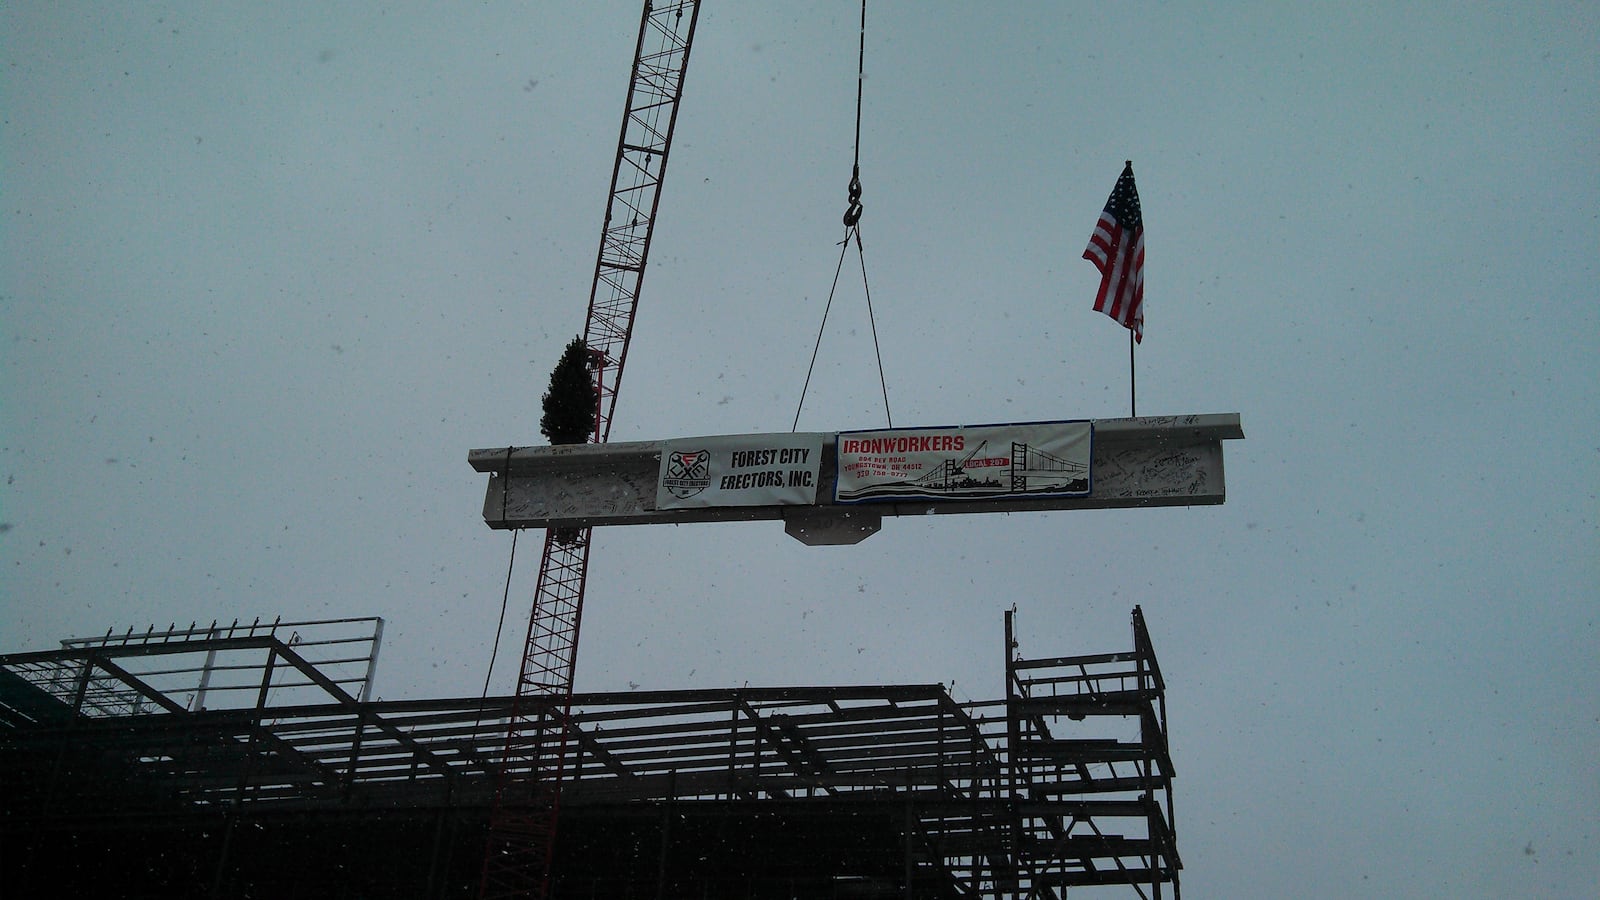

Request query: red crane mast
[{"left": 479, "top": 3, "right": 701, "bottom": 897}]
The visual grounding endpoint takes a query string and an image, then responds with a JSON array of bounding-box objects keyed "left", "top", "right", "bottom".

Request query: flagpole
[{"left": 1129, "top": 329, "right": 1137, "bottom": 418}]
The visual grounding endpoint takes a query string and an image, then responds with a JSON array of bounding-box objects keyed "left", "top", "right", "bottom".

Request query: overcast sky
[{"left": 4, "top": 2, "right": 1597, "bottom": 896}]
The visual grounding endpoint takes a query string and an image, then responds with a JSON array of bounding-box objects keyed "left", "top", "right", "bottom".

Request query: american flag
[{"left": 1083, "top": 161, "right": 1145, "bottom": 343}]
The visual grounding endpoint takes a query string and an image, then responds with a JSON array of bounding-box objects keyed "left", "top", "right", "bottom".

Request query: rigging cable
[
  {"left": 476, "top": 528, "right": 517, "bottom": 733},
  {"left": 477, "top": 449, "right": 521, "bottom": 732},
  {"left": 857, "top": 231, "right": 892, "bottom": 428},
  {"left": 792, "top": 0, "right": 892, "bottom": 431}
]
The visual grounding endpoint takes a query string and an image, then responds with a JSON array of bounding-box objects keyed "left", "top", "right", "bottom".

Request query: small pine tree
[{"left": 540, "top": 336, "right": 598, "bottom": 445}]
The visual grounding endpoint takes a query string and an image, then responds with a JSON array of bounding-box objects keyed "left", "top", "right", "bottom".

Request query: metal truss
[
  {"left": 2, "top": 609, "right": 1177, "bottom": 898},
  {"left": 480, "top": 4, "right": 702, "bottom": 896}
]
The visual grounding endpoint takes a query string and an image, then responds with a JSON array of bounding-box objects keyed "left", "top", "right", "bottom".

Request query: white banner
[
  {"left": 656, "top": 433, "right": 825, "bottom": 509},
  {"left": 836, "top": 421, "right": 1092, "bottom": 503}
]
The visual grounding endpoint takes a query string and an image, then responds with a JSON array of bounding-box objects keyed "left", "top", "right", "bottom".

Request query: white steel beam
[{"left": 468, "top": 413, "right": 1242, "bottom": 545}]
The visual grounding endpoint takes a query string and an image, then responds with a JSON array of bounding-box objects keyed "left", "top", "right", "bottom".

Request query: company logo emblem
[{"left": 661, "top": 449, "right": 711, "bottom": 500}]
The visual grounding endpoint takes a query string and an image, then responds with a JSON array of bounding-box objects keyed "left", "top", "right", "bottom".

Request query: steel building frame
[{"left": 1, "top": 611, "right": 1176, "bottom": 899}]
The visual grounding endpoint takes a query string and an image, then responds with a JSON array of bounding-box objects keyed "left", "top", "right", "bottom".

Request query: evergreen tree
[{"left": 540, "top": 336, "right": 598, "bottom": 445}]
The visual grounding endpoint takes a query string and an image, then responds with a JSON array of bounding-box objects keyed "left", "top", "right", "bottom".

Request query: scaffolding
[{"left": 0, "top": 610, "right": 1176, "bottom": 899}]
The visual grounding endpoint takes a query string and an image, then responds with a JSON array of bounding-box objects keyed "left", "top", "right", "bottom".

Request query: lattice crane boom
[
  {"left": 479, "top": 4, "right": 701, "bottom": 898},
  {"left": 584, "top": 1, "right": 701, "bottom": 442}
]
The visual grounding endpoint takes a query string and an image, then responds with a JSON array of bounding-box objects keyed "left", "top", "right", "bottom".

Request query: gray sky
[{"left": 4, "top": 2, "right": 1597, "bottom": 896}]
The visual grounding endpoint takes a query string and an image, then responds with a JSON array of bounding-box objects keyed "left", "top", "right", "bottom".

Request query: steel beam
[{"left": 469, "top": 414, "right": 1242, "bottom": 543}]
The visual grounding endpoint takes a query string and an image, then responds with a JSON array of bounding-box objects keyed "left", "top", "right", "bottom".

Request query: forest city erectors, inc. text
[{"left": 720, "top": 445, "right": 815, "bottom": 491}]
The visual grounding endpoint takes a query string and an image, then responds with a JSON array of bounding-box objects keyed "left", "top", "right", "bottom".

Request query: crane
[{"left": 478, "top": 3, "right": 701, "bottom": 897}]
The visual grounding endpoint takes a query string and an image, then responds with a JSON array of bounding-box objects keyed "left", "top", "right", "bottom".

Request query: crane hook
[{"left": 842, "top": 165, "right": 863, "bottom": 227}]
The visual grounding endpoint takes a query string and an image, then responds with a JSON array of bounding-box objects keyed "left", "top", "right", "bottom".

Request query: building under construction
[{"left": 1, "top": 608, "right": 1178, "bottom": 899}]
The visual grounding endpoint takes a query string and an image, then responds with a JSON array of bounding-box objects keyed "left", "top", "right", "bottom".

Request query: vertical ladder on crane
[{"left": 478, "top": 3, "right": 701, "bottom": 898}]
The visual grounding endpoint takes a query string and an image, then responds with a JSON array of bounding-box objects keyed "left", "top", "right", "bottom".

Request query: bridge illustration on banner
[{"left": 1009, "top": 442, "right": 1090, "bottom": 492}]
